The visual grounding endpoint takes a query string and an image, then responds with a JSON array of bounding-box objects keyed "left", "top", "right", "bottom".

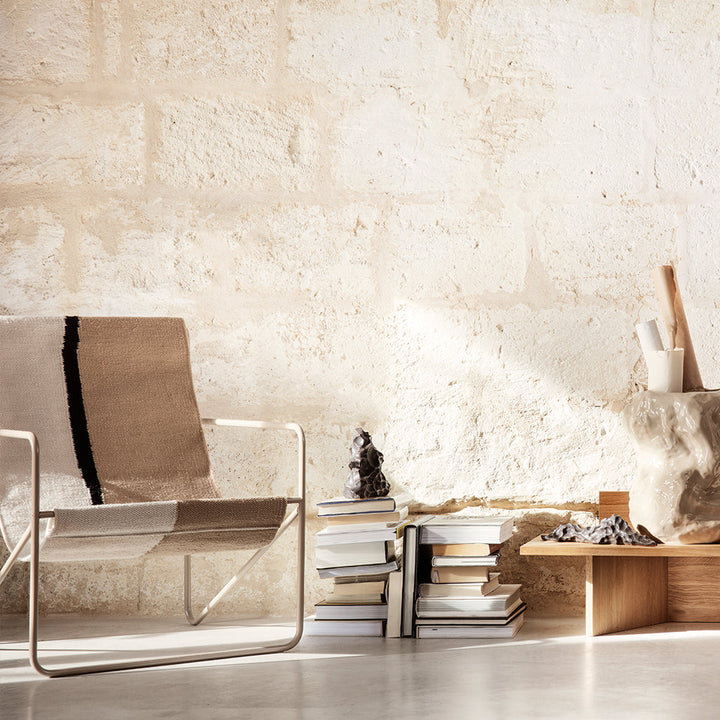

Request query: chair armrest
[
  {"left": 0, "top": 427, "right": 39, "bottom": 445},
  {"left": 200, "top": 418, "right": 306, "bottom": 501}
]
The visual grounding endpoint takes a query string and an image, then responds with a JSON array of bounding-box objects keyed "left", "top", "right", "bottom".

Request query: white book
[
  {"left": 415, "top": 584, "right": 522, "bottom": 618},
  {"left": 317, "top": 559, "right": 400, "bottom": 579},
  {"left": 324, "top": 507, "right": 409, "bottom": 529},
  {"left": 323, "top": 593, "right": 385, "bottom": 605},
  {"left": 431, "top": 554, "right": 499, "bottom": 567},
  {"left": 415, "top": 613, "right": 525, "bottom": 639},
  {"left": 420, "top": 516, "right": 514, "bottom": 545},
  {"left": 303, "top": 616, "right": 385, "bottom": 637},
  {"left": 317, "top": 492, "right": 411, "bottom": 517},
  {"left": 415, "top": 602, "right": 526, "bottom": 626},
  {"left": 316, "top": 521, "right": 408, "bottom": 546},
  {"left": 315, "top": 540, "right": 394, "bottom": 569},
  {"left": 315, "top": 602, "right": 388, "bottom": 621}
]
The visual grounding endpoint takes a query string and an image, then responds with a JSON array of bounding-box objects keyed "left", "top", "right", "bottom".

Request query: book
[
  {"left": 315, "top": 540, "right": 396, "bottom": 569},
  {"left": 431, "top": 554, "right": 499, "bottom": 567},
  {"left": 431, "top": 543, "right": 502, "bottom": 556},
  {"left": 324, "top": 507, "right": 409, "bottom": 528},
  {"left": 317, "top": 559, "right": 400, "bottom": 579},
  {"left": 415, "top": 613, "right": 525, "bottom": 639},
  {"left": 431, "top": 566, "right": 491, "bottom": 583},
  {"left": 303, "top": 616, "right": 385, "bottom": 637},
  {"left": 385, "top": 570, "right": 403, "bottom": 638},
  {"left": 334, "top": 574, "right": 389, "bottom": 585},
  {"left": 314, "top": 601, "right": 388, "bottom": 621},
  {"left": 332, "top": 579, "right": 386, "bottom": 595},
  {"left": 316, "top": 520, "right": 410, "bottom": 546},
  {"left": 317, "top": 492, "right": 411, "bottom": 517},
  {"left": 418, "top": 574, "right": 500, "bottom": 598},
  {"left": 415, "top": 601, "right": 527, "bottom": 626},
  {"left": 420, "top": 516, "right": 514, "bottom": 545},
  {"left": 322, "top": 592, "right": 385, "bottom": 604},
  {"left": 400, "top": 515, "right": 434, "bottom": 637},
  {"left": 416, "top": 584, "right": 522, "bottom": 618}
]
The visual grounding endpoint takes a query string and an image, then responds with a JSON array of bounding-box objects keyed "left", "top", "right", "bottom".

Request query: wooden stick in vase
[{"left": 651, "top": 265, "right": 703, "bottom": 391}]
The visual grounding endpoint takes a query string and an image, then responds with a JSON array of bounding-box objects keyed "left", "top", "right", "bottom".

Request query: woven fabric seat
[
  {"left": 0, "top": 316, "right": 305, "bottom": 677},
  {"left": 36, "top": 497, "right": 288, "bottom": 560}
]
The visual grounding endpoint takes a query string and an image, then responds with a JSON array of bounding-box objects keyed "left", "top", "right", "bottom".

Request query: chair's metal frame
[{"left": 0, "top": 418, "right": 305, "bottom": 678}]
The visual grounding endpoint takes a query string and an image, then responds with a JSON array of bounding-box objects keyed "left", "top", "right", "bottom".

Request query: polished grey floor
[{"left": 2, "top": 615, "right": 719, "bottom": 719}]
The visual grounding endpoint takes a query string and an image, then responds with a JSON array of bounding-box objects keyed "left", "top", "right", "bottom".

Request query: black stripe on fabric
[{"left": 62, "top": 316, "right": 103, "bottom": 505}]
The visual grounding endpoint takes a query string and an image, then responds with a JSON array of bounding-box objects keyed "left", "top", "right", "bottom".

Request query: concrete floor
[{"left": 2, "top": 615, "right": 720, "bottom": 720}]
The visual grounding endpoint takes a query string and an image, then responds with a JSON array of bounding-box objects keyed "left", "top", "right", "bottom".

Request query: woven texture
[
  {"left": 0, "top": 316, "right": 288, "bottom": 561},
  {"left": 40, "top": 497, "right": 288, "bottom": 560}
]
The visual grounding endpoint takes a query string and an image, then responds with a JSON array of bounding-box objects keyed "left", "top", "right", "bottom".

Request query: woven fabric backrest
[{"left": 0, "top": 316, "right": 218, "bottom": 550}]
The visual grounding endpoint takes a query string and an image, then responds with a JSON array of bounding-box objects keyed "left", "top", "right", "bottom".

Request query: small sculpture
[
  {"left": 344, "top": 428, "right": 390, "bottom": 499},
  {"left": 542, "top": 515, "right": 656, "bottom": 546}
]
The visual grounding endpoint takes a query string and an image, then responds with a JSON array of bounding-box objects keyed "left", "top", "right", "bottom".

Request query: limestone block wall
[{"left": 2, "top": 1, "right": 720, "bottom": 618}]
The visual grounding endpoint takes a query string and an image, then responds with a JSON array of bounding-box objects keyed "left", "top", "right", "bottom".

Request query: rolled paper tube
[
  {"left": 647, "top": 349, "right": 684, "bottom": 393},
  {"left": 651, "top": 265, "right": 703, "bottom": 391},
  {"left": 635, "top": 320, "right": 664, "bottom": 361}
]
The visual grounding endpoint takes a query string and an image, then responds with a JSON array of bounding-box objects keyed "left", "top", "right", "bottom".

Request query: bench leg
[{"left": 586, "top": 555, "right": 668, "bottom": 636}]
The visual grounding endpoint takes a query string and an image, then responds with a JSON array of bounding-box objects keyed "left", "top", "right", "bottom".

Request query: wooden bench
[{"left": 520, "top": 492, "right": 720, "bottom": 636}]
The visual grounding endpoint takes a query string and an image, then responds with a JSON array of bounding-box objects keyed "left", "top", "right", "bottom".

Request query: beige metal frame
[{"left": 0, "top": 419, "right": 305, "bottom": 677}]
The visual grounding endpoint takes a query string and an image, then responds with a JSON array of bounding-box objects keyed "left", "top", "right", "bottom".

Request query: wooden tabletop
[{"left": 520, "top": 535, "right": 720, "bottom": 557}]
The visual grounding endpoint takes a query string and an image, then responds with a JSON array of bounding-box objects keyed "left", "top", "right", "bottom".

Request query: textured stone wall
[{"left": 2, "top": 1, "right": 719, "bottom": 619}]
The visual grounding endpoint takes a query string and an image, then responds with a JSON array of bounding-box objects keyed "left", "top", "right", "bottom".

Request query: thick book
[
  {"left": 415, "top": 612, "right": 525, "bottom": 639},
  {"left": 385, "top": 570, "right": 403, "bottom": 638},
  {"left": 431, "top": 553, "right": 499, "bottom": 567},
  {"left": 415, "top": 601, "right": 526, "bottom": 626},
  {"left": 431, "top": 566, "right": 491, "bottom": 583},
  {"left": 303, "top": 616, "right": 385, "bottom": 637},
  {"left": 315, "top": 540, "right": 395, "bottom": 569},
  {"left": 415, "top": 584, "right": 522, "bottom": 618},
  {"left": 317, "top": 558, "right": 400, "bottom": 579},
  {"left": 420, "top": 516, "right": 514, "bottom": 545},
  {"left": 432, "top": 543, "right": 502, "bottom": 556},
  {"left": 315, "top": 601, "right": 388, "bottom": 621},
  {"left": 400, "top": 515, "right": 434, "bottom": 637},
  {"left": 418, "top": 574, "right": 500, "bottom": 598},
  {"left": 317, "top": 492, "right": 411, "bottom": 517},
  {"left": 324, "top": 507, "right": 409, "bottom": 527},
  {"left": 316, "top": 520, "right": 410, "bottom": 546}
]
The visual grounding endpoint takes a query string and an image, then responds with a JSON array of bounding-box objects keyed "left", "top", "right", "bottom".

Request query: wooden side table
[{"left": 520, "top": 534, "right": 720, "bottom": 635}]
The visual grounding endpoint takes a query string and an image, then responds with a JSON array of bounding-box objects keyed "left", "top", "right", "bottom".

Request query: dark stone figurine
[
  {"left": 541, "top": 514, "right": 657, "bottom": 546},
  {"left": 344, "top": 428, "right": 390, "bottom": 499}
]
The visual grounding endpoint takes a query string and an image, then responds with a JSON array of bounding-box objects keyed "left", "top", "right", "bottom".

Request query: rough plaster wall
[{"left": 1, "top": 0, "right": 719, "bottom": 619}]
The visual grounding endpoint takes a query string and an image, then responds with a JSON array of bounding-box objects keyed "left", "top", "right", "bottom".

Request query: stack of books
[
  {"left": 304, "top": 492, "right": 411, "bottom": 637},
  {"left": 412, "top": 516, "right": 526, "bottom": 639}
]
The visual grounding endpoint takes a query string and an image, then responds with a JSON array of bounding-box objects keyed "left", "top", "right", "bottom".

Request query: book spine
[
  {"left": 400, "top": 516, "right": 434, "bottom": 637},
  {"left": 400, "top": 524, "right": 418, "bottom": 638}
]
